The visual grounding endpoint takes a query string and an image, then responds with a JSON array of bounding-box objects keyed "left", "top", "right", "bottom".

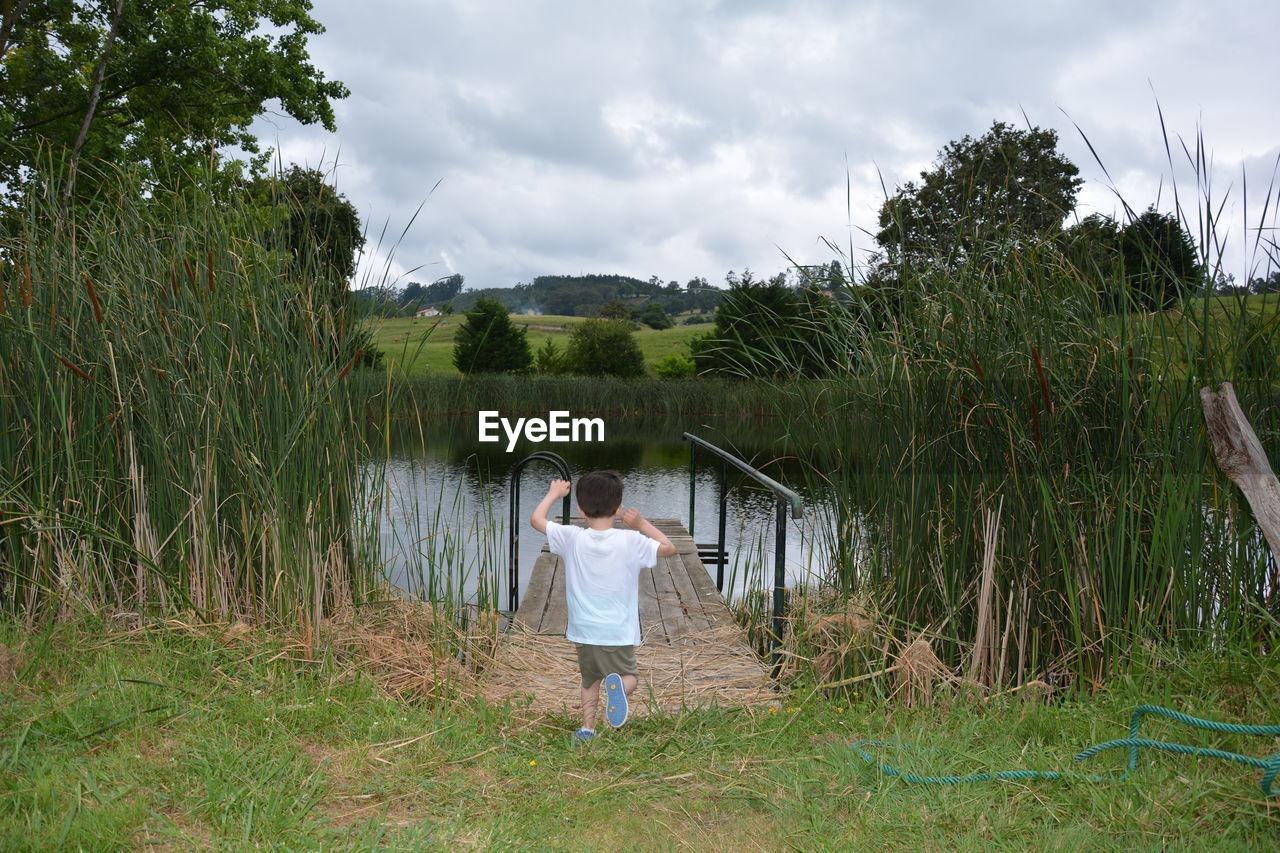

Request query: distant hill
[{"left": 451, "top": 274, "right": 723, "bottom": 317}]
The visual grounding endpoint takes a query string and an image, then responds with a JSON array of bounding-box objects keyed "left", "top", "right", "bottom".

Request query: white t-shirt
[{"left": 545, "top": 520, "right": 660, "bottom": 646}]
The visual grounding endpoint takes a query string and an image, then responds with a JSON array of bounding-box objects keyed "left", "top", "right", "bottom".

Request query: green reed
[
  {"left": 741, "top": 133, "right": 1280, "bottom": 689},
  {"left": 0, "top": 163, "right": 378, "bottom": 628}
]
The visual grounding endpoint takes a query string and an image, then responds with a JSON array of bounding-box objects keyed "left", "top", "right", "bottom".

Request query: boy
[{"left": 530, "top": 471, "right": 676, "bottom": 741}]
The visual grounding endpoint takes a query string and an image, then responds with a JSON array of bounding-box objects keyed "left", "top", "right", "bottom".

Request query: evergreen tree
[{"left": 452, "top": 298, "right": 531, "bottom": 374}]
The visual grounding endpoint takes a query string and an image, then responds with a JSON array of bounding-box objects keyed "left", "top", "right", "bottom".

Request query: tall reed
[
  {"left": 0, "top": 163, "right": 377, "bottom": 629},
  {"left": 744, "top": 131, "right": 1280, "bottom": 689}
]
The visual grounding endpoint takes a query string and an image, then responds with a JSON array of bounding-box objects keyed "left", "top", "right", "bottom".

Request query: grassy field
[
  {"left": 368, "top": 315, "right": 711, "bottom": 376},
  {"left": 2, "top": 617, "right": 1277, "bottom": 851}
]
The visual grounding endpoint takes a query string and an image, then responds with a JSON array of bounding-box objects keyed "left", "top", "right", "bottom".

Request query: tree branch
[
  {"left": 62, "top": 0, "right": 127, "bottom": 206},
  {"left": 0, "top": 0, "right": 35, "bottom": 63}
]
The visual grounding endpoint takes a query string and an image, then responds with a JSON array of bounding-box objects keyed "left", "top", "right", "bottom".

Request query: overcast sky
[{"left": 247, "top": 0, "right": 1280, "bottom": 291}]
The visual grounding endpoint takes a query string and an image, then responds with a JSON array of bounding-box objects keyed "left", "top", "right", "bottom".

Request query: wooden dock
[{"left": 481, "top": 519, "right": 776, "bottom": 718}]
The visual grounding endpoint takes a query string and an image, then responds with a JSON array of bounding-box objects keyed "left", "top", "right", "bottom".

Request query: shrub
[
  {"left": 565, "top": 319, "right": 645, "bottom": 377},
  {"left": 653, "top": 354, "right": 695, "bottom": 378},
  {"left": 532, "top": 338, "right": 569, "bottom": 375},
  {"left": 452, "top": 297, "right": 531, "bottom": 374},
  {"left": 640, "top": 302, "right": 673, "bottom": 329}
]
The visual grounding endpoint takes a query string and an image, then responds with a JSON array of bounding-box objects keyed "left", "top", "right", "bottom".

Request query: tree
[
  {"left": 565, "top": 319, "right": 644, "bottom": 378},
  {"left": 0, "top": 0, "right": 348, "bottom": 206},
  {"left": 250, "top": 166, "right": 364, "bottom": 287},
  {"left": 452, "top": 298, "right": 531, "bottom": 374},
  {"left": 423, "top": 273, "right": 464, "bottom": 305},
  {"left": 532, "top": 339, "right": 569, "bottom": 376},
  {"left": 1119, "top": 207, "right": 1203, "bottom": 311},
  {"left": 691, "top": 271, "right": 842, "bottom": 377},
  {"left": 876, "top": 121, "right": 1083, "bottom": 265},
  {"left": 1250, "top": 271, "right": 1280, "bottom": 294},
  {"left": 596, "top": 299, "right": 631, "bottom": 320},
  {"left": 639, "top": 302, "right": 672, "bottom": 329}
]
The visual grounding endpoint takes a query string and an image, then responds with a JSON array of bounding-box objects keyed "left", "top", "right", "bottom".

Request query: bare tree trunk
[
  {"left": 1200, "top": 381, "right": 1280, "bottom": 563},
  {"left": 61, "top": 0, "right": 126, "bottom": 207}
]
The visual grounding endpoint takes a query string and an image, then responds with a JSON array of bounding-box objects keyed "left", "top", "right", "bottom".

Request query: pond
[{"left": 363, "top": 415, "right": 834, "bottom": 611}]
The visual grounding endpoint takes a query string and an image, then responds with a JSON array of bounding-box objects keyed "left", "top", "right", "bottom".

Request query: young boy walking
[{"left": 530, "top": 471, "right": 676, "bottom": 740}]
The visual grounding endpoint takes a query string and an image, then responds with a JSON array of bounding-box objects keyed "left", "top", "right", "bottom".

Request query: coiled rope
[{"left": 852, "top": 705, "right": 1280, "bottom": 796}]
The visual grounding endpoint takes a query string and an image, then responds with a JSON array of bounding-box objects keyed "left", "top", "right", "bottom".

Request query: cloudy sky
[{"left": 247, "top": 0, "right": 1280, "bottom": 291}]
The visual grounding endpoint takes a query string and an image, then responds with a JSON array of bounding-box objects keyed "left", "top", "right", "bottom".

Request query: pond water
[{"left": 363, "top": 416, "right": 834, "bottom": 611}]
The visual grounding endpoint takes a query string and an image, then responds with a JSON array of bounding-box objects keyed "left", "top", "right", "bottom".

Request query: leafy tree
[
  {"left": 565, "top": 319, "right": 644, "bottom": 378},
  {"left": 639, "top": 302, "right": 672, "bottom": 330},
  {"left": 1250, "top": 271, "right": 1280, "bottom": 294},
  {"left": 597, "top": 299, "right": 632, "bottom": 320},
  {"left": 0, "top": 0, "right": 348, "bottom": 207},
  {"left": 692, "top": 271, "right": 843, "bottom": 377},
  {"left": 1120, "top": 207, "right": 1203, "bottom": 311},
  {"left": 452, "top": 298, "right": 531, "bottom": 374},
  {"left": 250, "top": 166, "right": 364, "bottom": 287},
  {"left": 423, "top": 273, "right": 464, "bottom": 304},
  {"left": 876, "top": 121, "right": 1083, "bottom": 265}
]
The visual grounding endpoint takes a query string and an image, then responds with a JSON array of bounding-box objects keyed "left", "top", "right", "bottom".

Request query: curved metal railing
[{"left": 507, "top": 451, "right": 571, "bottom": 612}]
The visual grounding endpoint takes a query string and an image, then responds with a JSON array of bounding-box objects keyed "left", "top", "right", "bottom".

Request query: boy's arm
[
  {"left": 530, "top": 480, "right": 571, "bottom": 534},
  {"left": 621, "top": 507, "right": 677, "bottom": 558}
]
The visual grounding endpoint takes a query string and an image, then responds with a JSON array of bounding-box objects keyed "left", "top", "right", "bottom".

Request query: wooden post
[{"left": 1200, "top": 382, "right": 1280, "bottom": 562}]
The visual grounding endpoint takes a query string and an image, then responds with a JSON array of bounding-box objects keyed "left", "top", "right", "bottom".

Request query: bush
[
  {"left": 653, "top": 354, "right": 695, "bottom": 378},
  {"left": 640, "top": 302, "right": 673, "bottom": 329},
  {"left": 532, "top": 338, "right": 569, "bottom": 376},
  {"left": 565, "top": 319, "right": 645, "bottom": 377},
  {"left": 452, "top": 297, "right": 531, "bottom": 374}
]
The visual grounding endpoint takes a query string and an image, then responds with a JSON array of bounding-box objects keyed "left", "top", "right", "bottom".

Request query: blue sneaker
[
  {"left": 573, "top": 727, "right": 596, "bottom": 742},
  {"left": 603, "top": 673, "right": 629, "bottom": 728}
]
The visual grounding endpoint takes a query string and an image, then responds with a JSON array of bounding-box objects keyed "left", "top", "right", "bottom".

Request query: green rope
[{"left": 852, "top": 705, "right": 1280, "bottom": 796}]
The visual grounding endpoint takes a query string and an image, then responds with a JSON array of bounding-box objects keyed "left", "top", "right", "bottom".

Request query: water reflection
[{"left": 362, "top": 415, "right": 833, "bottom": 610}]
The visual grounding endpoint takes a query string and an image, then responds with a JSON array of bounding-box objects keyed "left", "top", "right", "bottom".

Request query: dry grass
[
  {"left": 0, "top": 644, "right": 23, "bottom": 682},
  {"left": 480, "top": 624, "right": 777, "bottom": 719}
]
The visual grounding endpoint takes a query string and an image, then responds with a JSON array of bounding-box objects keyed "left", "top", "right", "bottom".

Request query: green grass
[
  {"left": 368, "top": 315, "right": 711, "bottom": 376},
  {"left": 1, "top": 617, "right": 1277, "bottom": 850}
]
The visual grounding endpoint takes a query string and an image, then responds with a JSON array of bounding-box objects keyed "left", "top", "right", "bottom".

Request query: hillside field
[{"left": 367, "top": 315, "right": 711, "bottom": 375}]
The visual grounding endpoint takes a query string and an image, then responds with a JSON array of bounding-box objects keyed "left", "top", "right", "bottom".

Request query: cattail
[
  {"left": 206, "top": 249, "right": 215, "bottom": 292},
  {"left": 57, "top": 355, "right": 94, "bottom": 383},
  {"left": 183, "top": 257, "right": 196, "bottom": 295},
  {"left": 84, "top": 275, "right": 104, "bottom": 324},
  {"left": 967, "top": 348, "right": 984, "bottom": 380},
  {"left": 336, "top": 348, "right": 363, "bottom": 380},
  {"left": 1030, "top": 345, "right": 1053, "bottom": 414},
  {"left": 171, "top": 263, "right": 180, "bottom": 297},
  {"left": 22, "top": 264, "right": 32, "bottom": 308}
]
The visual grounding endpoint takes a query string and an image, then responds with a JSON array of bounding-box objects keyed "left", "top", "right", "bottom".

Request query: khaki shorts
[{"left": 575, "top": 642, "right": 638, "bottom": 688}]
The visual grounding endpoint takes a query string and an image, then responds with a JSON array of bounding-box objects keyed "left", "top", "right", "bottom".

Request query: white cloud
[{"left": 246, "top": 0, "right": 1280, "bottom": 289}]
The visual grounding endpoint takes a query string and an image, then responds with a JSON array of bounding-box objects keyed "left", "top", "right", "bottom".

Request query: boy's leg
[{"left": 580, "top": 678, "right": 601, "bottom": 731}]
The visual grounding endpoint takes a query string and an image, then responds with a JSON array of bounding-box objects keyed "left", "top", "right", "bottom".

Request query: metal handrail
[
  {"left": 683, "top": 433, "right": 802, "bottom": 675},
  {"left": 508, "top": 451, "right": 571, "bottom": 612}
]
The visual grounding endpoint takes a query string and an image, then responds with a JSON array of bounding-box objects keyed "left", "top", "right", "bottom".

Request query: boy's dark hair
[{"left": 575, "top": 470, "right": 624, "bottom": 518}]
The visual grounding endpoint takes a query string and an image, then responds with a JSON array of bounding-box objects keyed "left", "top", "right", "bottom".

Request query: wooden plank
[
  {"left": 666, "top": 551, "right": 714, "bottom": 632},
  {"left": 651, "top": 554, "right": 694, "bottom": 638},
  {"left": 515, "top": 552, "right": 557, "bottom": 631},
  {"left": 680, "top": 550, "right": 736, "bottom": 627},
  {"left": 637, "top": 564, "right": 666, "bottom": 644},
  {"left": 541, "top": 555, "right": 568, "bottom": 634},
  {"left": 513, "top": 518, "right": 737, "bottom": 641}
]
